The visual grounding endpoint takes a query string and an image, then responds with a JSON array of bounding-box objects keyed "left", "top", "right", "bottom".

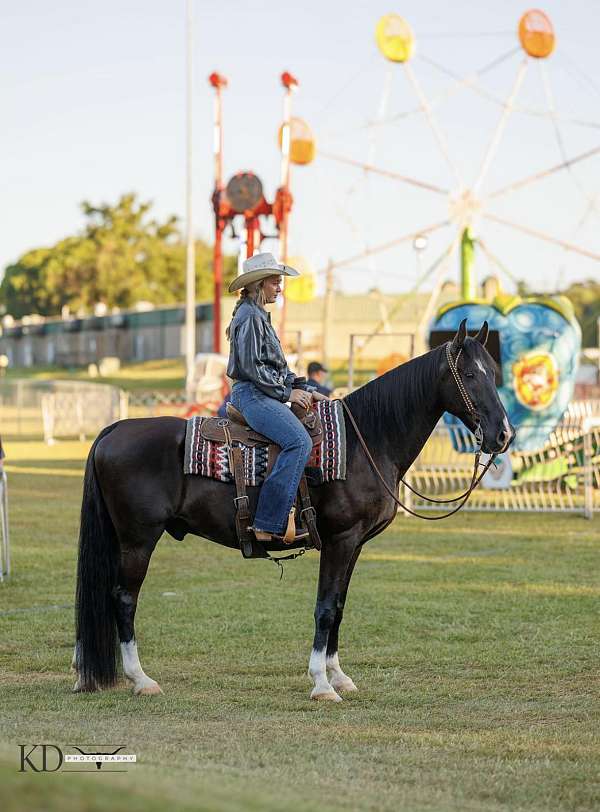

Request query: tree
[
  {"left": 0, "top": 193, "right": 236, "bottom": 318},
  {"left": 560, "top": 280, "right": 600, "bottom": 347}
]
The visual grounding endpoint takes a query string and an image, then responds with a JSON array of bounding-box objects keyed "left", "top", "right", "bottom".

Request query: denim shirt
[{"left": 227, "top": 298, "right": 314, "bottom": 402}]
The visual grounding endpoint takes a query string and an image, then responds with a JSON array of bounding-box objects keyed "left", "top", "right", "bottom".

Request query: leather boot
[{"left": 253, "top": 508, "right": 309, "bottom": 546}]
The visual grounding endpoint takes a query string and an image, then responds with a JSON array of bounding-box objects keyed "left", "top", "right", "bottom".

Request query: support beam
[
  {"left": 319, "top": 151, "right": 448, "bottom": 196},
  {"left": 184, "top": 0, "right": 196, "bottom": 400},
  {"left": 323, "top": 220, "right": 450, "bottom": 273},
  {"left": 404, "top": 62, "right": 464, "bottom": 188},
  {"left": 472, "top": 58, "right": 528, "bottom": 195},
  {"left": 489, "top": 144, "right": 600, "bottom": 199},
  {"left": 484, "top": 213, "right": 600, "bottom": 262}
]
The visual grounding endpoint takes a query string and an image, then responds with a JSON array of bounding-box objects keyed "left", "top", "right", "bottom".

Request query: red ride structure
[{"left": 208, "top": 72, "right": 298, "bottom": 353}]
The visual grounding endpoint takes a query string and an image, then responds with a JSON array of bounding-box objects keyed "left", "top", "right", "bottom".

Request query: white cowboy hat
[{"left": 228, "top": 252, "right": 300, "bottom": 293}]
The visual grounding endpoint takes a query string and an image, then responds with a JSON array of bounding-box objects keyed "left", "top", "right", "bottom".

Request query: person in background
[{"left": 307, "top": 361, "right": 332, "bottom": 397}]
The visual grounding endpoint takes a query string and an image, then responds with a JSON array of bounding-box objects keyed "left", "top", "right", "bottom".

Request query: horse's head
[{"left": 440, "top": 319, "right": 515, "bottom": 454}]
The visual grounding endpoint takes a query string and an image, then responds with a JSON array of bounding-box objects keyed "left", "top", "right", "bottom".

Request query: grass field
[
  {"left": 0, "top": 436, "right": 599, "bottom": 811},
  {"left": 4, "top": 358, "right": 187, "bottom": 392}
]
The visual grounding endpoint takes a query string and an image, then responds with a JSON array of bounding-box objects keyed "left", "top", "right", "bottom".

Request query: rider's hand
[
  {"left": 290, "top": 389, "right": 312, "bottom": 410},
  {"left": 312, "top": 392, "right": 330, "bottom": 402}
]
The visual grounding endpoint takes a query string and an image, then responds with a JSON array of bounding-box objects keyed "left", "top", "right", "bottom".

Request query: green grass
[
  {"left": 4, "top": 358, "right": 186, "bottom": 392},
  {"left": 4, "top": 357, "right": 377, "bottom": 392},
  {"left": 0, "top": 436, "right": 599, "bottom": 811}
]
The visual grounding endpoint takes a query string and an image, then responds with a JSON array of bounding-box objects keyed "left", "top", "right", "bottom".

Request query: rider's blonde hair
[{"left": 225, "top": 280, "right": 267, "bottom": 340}]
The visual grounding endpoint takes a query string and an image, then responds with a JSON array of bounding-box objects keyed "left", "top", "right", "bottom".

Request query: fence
[
  {"left": 0, "top": 380, "right": 126, "bottom": 442},
  {"left": 2, "top": 379, "right": 599, "bottom": 517},
  {"left": 404, "top": 419, "right": 600, "bottom": 518}
]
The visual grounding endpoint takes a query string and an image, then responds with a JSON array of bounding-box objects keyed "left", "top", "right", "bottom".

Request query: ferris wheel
[
  {"left": 314, "top": 9, "right": 600, "bottom": 334},
  {"left": 310, "top": 10, "right": 600, "bottom": 450}
]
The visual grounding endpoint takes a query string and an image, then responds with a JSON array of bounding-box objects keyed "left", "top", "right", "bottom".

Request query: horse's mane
[{"left": 345, "top": 344, "right": 443, "bottom": 444}]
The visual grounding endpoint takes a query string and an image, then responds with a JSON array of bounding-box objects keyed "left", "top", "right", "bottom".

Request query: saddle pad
[{"left": 183, "top": 399, "right": 346, "bottom": 485}]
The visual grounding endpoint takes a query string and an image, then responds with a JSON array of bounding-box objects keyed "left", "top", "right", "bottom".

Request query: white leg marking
[
  {"left": 308, "top": 648, "right": 342, "bottom": 702},
  {"left": 121, "top": 641, "right": 162, "bottom": 695},
  {"left": 326, "top": 652, "right": 358, "bottom": 692}
]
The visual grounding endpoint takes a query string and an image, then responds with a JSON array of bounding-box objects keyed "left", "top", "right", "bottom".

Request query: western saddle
[{"left": 197, "top": 403, "right": 323, "bottom": 558}]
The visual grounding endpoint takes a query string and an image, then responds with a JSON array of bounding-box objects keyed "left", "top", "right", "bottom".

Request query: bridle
[
  {"left": 445, "top": 342, "right": 484, "bottom": 451},
  {"left": 340, "top": 341, "right": 497, "bottom": 521}
]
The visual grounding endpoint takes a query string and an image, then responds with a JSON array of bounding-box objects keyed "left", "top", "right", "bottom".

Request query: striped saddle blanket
[{"left": 183, "top": 399, "right": 347, "bottom": 486}]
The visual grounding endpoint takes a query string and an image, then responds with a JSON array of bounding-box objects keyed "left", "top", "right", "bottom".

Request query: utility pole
[
  {"left": 209, "top": 72, "right": 228, "bottom": 354},
  {"left": 278, "top": 71, "right": 298, "bottom": 344},
  {"left": 321, "top": 260, "right": 335, "bottom": 366},
  {"left": 184, "top": 0, "right": 196, "bottom": 401}
]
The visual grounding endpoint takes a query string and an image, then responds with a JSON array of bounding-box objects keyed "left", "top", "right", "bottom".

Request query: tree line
[
  {"left": 0, "top": 193, "right": 237, "bottom": 319},
  {"left": 1, "top": 193, "right": 599, "bottom": 345}
]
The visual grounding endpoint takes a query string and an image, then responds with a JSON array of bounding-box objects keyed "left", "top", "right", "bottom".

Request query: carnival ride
[
  {"left": 208, "top": 71, "right": 316, "bottom": 354},
  {"left": 206, "top": 10, "right": 598, "bottom": 459},
  {"left": 312, "top": 9, "right": 599, "bottom": 452}
]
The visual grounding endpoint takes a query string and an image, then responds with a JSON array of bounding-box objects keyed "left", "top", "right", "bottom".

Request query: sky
[{"left": 3, "top": 0, "right": 600, "bottom": 298}]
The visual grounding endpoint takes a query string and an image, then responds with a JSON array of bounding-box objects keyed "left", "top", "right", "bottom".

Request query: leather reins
[{"left": 340, "top": 342, "right": 497, "bottom": 521}]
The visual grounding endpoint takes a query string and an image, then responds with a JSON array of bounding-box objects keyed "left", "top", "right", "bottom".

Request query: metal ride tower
[{"left": 208, "top": 72, "right": 315, "bottom": 353}]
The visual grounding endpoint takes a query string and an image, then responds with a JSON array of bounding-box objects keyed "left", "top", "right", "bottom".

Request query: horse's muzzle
[{"left": 493, "top": 423, "right": 515, "bottom": 453}]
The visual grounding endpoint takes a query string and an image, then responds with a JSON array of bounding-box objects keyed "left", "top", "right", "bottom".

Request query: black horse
[{"left": 74, "top": 320, "right": 514, "bottom": 700}]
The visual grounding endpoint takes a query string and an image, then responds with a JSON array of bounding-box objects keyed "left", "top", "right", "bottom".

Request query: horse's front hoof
[
  {"left": 133, "top": 681, "right": 163, "bottom": 696},
  {"left": 331, "top": 677, "right": 357, "bottom": 692},
  {"left": 310, "top": 687, "right": 342, "bottom": 702}
]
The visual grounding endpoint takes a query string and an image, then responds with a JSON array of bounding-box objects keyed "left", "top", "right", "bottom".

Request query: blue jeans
[{"left": 231, "top": 382, "right": 312, "bottom": 534}]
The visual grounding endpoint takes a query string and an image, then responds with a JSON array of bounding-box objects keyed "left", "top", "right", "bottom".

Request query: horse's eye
[{"left": 465, "top": 372, "right": 475, "bottom": 378}]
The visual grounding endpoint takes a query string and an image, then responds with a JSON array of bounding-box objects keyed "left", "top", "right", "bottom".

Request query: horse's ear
[
  {"left": 451, "top": 318, "right": 467, "bottom": 353},
  {"left": 475, "top": 321, "right": 489, "bottom": 347}
]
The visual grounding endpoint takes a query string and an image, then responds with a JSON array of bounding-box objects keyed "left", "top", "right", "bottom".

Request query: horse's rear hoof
[
  {"left": 310, "top": 688, "right": 342, "bottom": 702},
  {"left": 133, "top": 681, "right": 163, "bottom": 696}
]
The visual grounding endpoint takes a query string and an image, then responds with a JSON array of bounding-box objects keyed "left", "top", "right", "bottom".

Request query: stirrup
[{"left": 253, "top": 527, "right": 310, "bottom": 545}]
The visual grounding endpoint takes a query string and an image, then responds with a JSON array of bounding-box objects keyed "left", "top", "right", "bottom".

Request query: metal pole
[
  {"left": 460, "top": 226, "right": 476, "bottom": 300},
  {"left": 279, "top": 72, "right": 297, "bottom": 343},
  {"left": 185, "top": 0, "right": 196, "bottom": 401},
  {"left": 348, "top": 335, "right": 355, "bottom": 390},
  {"left": 0, "top": 469, "right": 8, "bottom": 579},
  {"left": 472, "top": 57, "right": 528, "bottom": 195},
  {"left": 213, "top": 224, "right": 223, "bottom": 353},
  {"left": 210, "top": 72, "right": 227, "bottom": 355},
  {"left": 321, "top": 260, "right": 334, "bottom": 366},
  {"left": 583, "top": 424, "right": 593, "bottom": 519}
]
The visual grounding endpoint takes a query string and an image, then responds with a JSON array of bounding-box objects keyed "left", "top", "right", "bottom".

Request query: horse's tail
[{"left": 75, "top": 423, "right": 120, "bottom": 690}]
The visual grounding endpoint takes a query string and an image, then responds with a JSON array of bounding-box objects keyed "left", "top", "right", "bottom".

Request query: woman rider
[{"left": 226, "top": 252, "right": 328, "bottom": 545}]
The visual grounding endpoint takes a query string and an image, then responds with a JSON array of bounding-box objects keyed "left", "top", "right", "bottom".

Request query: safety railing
[{"left": 403, "top": 419, "right": 600, "bottom": 518}]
